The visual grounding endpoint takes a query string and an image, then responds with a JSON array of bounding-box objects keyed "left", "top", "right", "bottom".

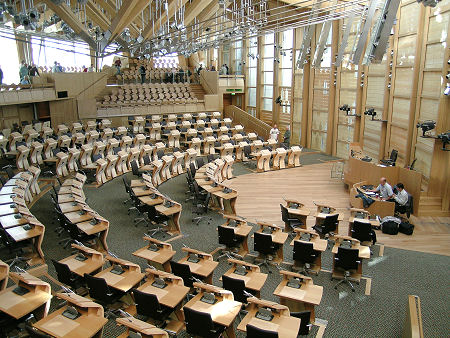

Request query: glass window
[
  {"left": 263, "top": 98, "right": 273, "bottom": 111},
  {"left": 265, "top": 33, "right": 274, "bottom": 44},
  {"left": 264, "top": 44, "right": 274, "bottom": 58},
  {"left": 263, "top": 59, "right": 274, "bottom": 71},
  {"left": 248, "top": 88, "right": 257, "bottom": 107},
  {"left": 248, "top": 68, "right": 257, "bottom": 86},
  {"left": 263, "top": 85, "right": 273, "bottom": 97},
  {"left": 263, "top": 72, "right": 273, "bottom": 85},
  {"left": 0, "top": 27, "right": 20, "bottom": 84},
  {"left": 281, "top": 69, "right": 292, "bottom": 87}
]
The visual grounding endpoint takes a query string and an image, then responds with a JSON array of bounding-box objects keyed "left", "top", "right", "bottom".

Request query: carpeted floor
[{"left": 2, "top": 152, "right": 449, "bottom": 337}]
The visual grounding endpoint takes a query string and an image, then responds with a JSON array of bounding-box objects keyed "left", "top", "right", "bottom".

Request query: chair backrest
[
  {"left": 293, "top": 241, "right": 316, "bottom": 264},
  {"left": 243, "top": 145, "right": 251, "bottom": 156},
  {"left": 195, "top": 157, "right": 204, "bottom": 168},
  {"left": 122, "top": 176, "right": 130, "bottom": 193},
  {"left": 222, "top": 275, "right": 247, "bottom": 303},
  {"left": 189, "top": 162, "right": 197, "bottom": 176},
  {"left": 169, "top": 261, "right": 193, "bottom": 287},
  {"left": 390, "top": 149, "right": 398, "bottom": 162},
  {"left": 280, "top": 204, "right": 290, "bottom": 222},
  {"left": 207, "top": 154, "right": 215, "bottom": 163},
  {"left": 291, "top": 311, "right": 311, "bottom": 336},
  {"left": 131, "top": 160, "right": 139, "bottom": 176},
  {"left": 254, "top": 232, "right": 274, "bottom": 255},
  {"left": 132, "top": 289, "right": 164, "bottom": 319},
  {"left": 143, "top": 155, "right": 151, "bottom": 165},
  {"left": 84, "top": 273, "right": 112, "bottom": 303},
  {"left": 184, "top": 307, "right": 215, "bottom": 337},
  {"left": 352, "top": 220, "right": 372, "bottom": 242},
  {"left": 246, "top": 324, "right": 278, "bottom": 338},
  {"left": 335, "top": 247, "right": 360, "bottom": 271},
  {"left": 323, "top": 214, "right": 339, "bottom": 233},
  {"left": 5, "top": 167, "right": 15, "bottom": 179},
  {"left": 52, "top": 259, "right": 73, "bottom": 286},
  {"left": 218, "top": 225, "right": 236, "bottom": 247},
  {"left": 157, "top": 150, "right": 164, "bottom": 159}
]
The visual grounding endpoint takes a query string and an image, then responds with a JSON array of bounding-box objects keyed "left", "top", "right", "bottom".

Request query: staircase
[
  {"left": 189, "top": 84, "right": 206, "bottom": 100},
  {"left": 418, "top": 196, "right": 449, "bottom": 216}
]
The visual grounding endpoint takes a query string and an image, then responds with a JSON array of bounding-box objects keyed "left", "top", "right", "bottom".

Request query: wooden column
[{"left": 327, "top": 21, "right": 339, "bottom": 155}]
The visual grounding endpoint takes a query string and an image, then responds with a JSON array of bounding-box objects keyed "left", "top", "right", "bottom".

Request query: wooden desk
[
  {"left": 5, "top": 221, "right": 45, "bottom": 265},
  {"left": 255, "top": 222, "right": 289, "bottom": 263},
  {"left": 273, "top": 270, "right": 323, "bottom": 322},
  {"left": 132, "top": 185, "right": 155, "bottom": 197},
  {"left": 237, "top": 297, "right": 300, "bottom": 338},
  {"left": 137, "top": 269, "right": 189, "bottom": 320},
  {"left": 178, "top": 247, "right": 218, "bottom": 284},
  {"left": 64, "top": 210, "right": 94, "bottom": 224},
  {"left": 95, "top": 256, "right": 144, "bottom": 293},
  {"left": 313, "top": 203, "right": 344, "bottom": 221},
  {"left": 0, "top": 213, "right": 29, "bottom": 229},
  {"left": 331, "top": 235, "right": 370, "bottom": 283},
  {"left": 59, "top": 244, "right": 104, "bottom": 277},
  {"left": 33, "top": 292, "right": 107, "bottom": 338},
  {"left": 350, "top": 182, "right": 396, "bottom": 218},
  {"left": 59, "top": 201, "right": 83, "bottom": 213},
  {"left": 0, "top": 203, "right": 18, "bottom": 216},
  {"left": 139, "top": 194, "right": 165, "bottom": 206},
  {"left": 132, "top": 236, "right": 176, "bottom": 272},
  {"left": 183, "top": 283, "right": 242, "bottom": 338},
  {"left": 290, "top": 228, "right": 327, "bottom": 274},
  {"left": 221, "top": 215, "right": 252, "bottom": 256},
  {"left": 0, "top": 259, "right": 9, "bottom": 291},
  {"left": 77, "top": 218, "right": 109, "bottom": 252},
  {"left": 283, "top": 199, "right": 310, "bottom": 231},
  {"left": 130, "top": 178, "right": 146, "bottom": 188},
  {"left": 212, "top": 189, "right": 238, "bottom": 215},
  {"left": 0, "top": 272, "right": 52, "bottom": 320},
  {"left": 222, "top": 259, "right": 267, "bottom": 297},
  {"left": 116, "top": 316, "right": 168, "bottom": 338},
  {"left": 154, "top": 201, "right": 181, "bottom": 235}
]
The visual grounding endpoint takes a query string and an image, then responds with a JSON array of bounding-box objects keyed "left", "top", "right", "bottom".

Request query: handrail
[{"left": 224, "top": 105, "right": 271, "bottom": 140}]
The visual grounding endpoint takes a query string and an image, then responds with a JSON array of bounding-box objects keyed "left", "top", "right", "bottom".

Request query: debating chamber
[{"left": 0, "top": 0, "right": 448, "bottom": 337}]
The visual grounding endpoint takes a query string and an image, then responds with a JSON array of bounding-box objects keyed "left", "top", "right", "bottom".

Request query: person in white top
[
  {"left": 393, "top": 182, "right": 408, "bottom": 210},
  {"left": 269, "top": 124, "right": 280, "bottom": 142},
  {"left": 369, "top": 177, "right": 394, "bottom": 200}
]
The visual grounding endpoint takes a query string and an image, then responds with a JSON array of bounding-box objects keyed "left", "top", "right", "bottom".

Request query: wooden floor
[{"left": 226, "top": 162, "right": 450, "bottom": 256}]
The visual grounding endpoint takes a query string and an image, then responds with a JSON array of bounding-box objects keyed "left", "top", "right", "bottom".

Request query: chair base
[{"left": 334, "top": 271, "right": 356, "bottom": 292}]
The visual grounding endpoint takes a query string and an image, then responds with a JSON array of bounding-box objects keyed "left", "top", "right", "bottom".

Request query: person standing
[
  {"left": 269, "top": 124, "right": 280, "bottom": 142},
  {"left": 19, "top": 60, "right": 29, "bottom": 81},
  {"left": 114, "top": 59, "right": 121, "bottom": 75},
  {"left": 139, "top": 65, "right": 146, "bottom": 84},
  {"left": 0, "top": 65, "right": 3, "bottom": 84},
  {"left": 283, "top": 125, "right": 291, "bottom": 147},
  {"left": 29, "top": 64, "right": 40, "bottom": 77}
]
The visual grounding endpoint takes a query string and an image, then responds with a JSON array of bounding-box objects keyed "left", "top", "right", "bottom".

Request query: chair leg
[{"left": 334, "top": 271, "right": 355, "bottom": 292}]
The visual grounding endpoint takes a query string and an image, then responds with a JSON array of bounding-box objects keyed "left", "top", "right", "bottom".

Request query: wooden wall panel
[
  {"left": 396, "top": 35, "right": 417, "bottom": 66},
  {"left": 392, "top": 97, "right": 411, "bottom": 128},
  {"left": 398, "top": 3, "right": 420, "bottom": 35},
  {"left": 366, "top": 77, "right": 385, "bottom": 108},
  {"left": 393, "top": 68, "right": 414, "bottom": 96}
]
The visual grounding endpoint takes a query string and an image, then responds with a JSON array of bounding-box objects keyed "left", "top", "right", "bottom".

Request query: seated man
[
  {"left": 369, "top": 177, "right": 394, "bottom": 201},
  {"left": 393, "top": 183, "right": 408, "bottom": 212}
]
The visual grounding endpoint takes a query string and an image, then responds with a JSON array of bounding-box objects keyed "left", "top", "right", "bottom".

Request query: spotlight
[
  {"left": 339, "top": 104, "right": 351, "bottom": 113},
  {"left": 29, "top": 9, "right": 39, "bottom": 22},
  {"left": 444, "top": 84, "right": 450, "bottom": 96},
  {"left": 437, "top": 131, "right": 450, "bottom": 151},
  {"left": 364, "top": 108, "right": 377, "bottom": 119},
  {"left": 416, "top": 120, "right": 436, "bottom": 137},
  {"left": 275, "top": 96, "right": 282, "bottom": 105}
]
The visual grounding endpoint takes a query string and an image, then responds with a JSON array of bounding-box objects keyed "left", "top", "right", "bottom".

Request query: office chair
[
  {"left": 217, "top": 225, "right": 244, "bottom": 260},
  {"left": 351, "top": 220, "right": 376, "bottom": 246},
  {"left": 185, "top": 169, "right": 195, "bottom": 202},
  {"left": 396, "top": 194, "right": 413, "bottom": 218},
  {"left": 207, "top": 154, "right": 216, "bottom": 163},
  {"left": 128, "top": 190, "right": 151, "bottom": 227},
  {"left": 333, "top": 247, "right": 361, "bottom": 292},
  {"left": 65, "top": 218, "right": 97, "bottom": 247},
  {"left": 0, "top": 176, "right": 7, "bottom": 187},
  {"left": 189, "top": 162, "right": 197, "bottom": 176},
  {"left": 246, "top": 324, "right": 278, "bottom": 338},
  {"left": 157, "top": 150, "right": 165, "bottom": 159},
  {"left": 132, "top": 289, "right": 173, "bottom": 326},
  {"left": 280, "top": 204, "right": 304, "bottom": 236},
  {"left": 222, "top": 275, "right": 252, "bottom": 304},
  {"left": 293, "top": 241, "right": 320, "bottom": 275},
  {"left": 195, "top": 157, "right": 205, "bottom": 169},
  {"left": 192, "top": 182, "right": 212, "bottom": 225},
  {"left": 84, "top": 273, "right": 121, "bottom": 317},
  {"left": 169, "top": 261, "right": 196, "bottom": 287},
  {"left": 146, "top": 205, "right": 169, "bottom": 238},
  {"left": 54, "top": 209, "right": 73, "bottom": 248},
  {"left": 184, "top": 307, "right": 225, "bottom": 338},
  {"left": 51, "top": 259, "right": 83, "bottom": 291},
  {"left": 380, "top": 149, "right": 398, "bottom": 166},
  {"left": 243, "top": 145, "right": 256, "bottom": 162},
  {"left": 4, "top": 165, "right": 15, "bottom": 179},
  {"left": 253, "top": 232, "right": 279, "bottom": 272},
  {"left": 313, "top": 213, "right": 338, "bottom": 239},
  {"left": 291, "top": 311, "right": 313, "bottom": 336},
  {"left": 130, "top": 160, "right": 140, "bottom": 177},
  {"left": 121, "top": 176, "right": 134, "bottom": 205}
]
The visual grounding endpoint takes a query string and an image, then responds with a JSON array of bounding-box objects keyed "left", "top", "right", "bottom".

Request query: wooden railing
[{"left": 224, "top": 105, "right": 271, "bottom": 140}]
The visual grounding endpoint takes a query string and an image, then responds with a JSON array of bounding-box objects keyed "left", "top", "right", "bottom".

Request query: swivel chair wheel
[{"left": 352, "top": 289, "right": 356, "bottom": 292}]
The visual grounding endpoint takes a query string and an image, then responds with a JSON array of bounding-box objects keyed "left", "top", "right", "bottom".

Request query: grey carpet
[{"left": 1, "top": 153, "right": 448, "bottom": 337}]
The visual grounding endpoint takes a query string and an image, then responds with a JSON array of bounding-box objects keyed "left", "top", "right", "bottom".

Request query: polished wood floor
[{"left": 227, "top": 162, "right": 450, "bottom": 256}]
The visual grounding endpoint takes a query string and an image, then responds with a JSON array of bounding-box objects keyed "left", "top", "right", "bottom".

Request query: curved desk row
[
  {"left": 0, "top": 166, "right": 45, "bottom": 265},
  {"left": 57, "top": 173, "right": 110, "bottom": 251}
]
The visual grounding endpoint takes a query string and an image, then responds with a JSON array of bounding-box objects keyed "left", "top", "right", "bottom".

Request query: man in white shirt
[
  {"left": 370, "top": 177, "right": 394, "bottom": 201},
  {"left": 393, "top": 183, "right": 408, "bottom": 211},
  {"left": 269, "top": 124, "right": 280, "bottom": 142}
]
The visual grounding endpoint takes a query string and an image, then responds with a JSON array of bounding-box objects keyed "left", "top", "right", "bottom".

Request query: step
[{"left": 417, "top": 209, "right": 450, "bottom": 217}]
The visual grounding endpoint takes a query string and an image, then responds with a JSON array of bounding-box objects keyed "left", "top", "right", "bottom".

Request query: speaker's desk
[
  {"left": 132, "top": 236, "right": 176, "bottom": 272},
  {"left": 33, "top": 292, "right": 107, "bottom": 338},
  {"left": 237, "top": 297, "right": 301, "bottom": 338},
  {"left": 183, "top": 282, "right": 242, "bottom": 338},
  {"left": 221, "top": 258, "right": 268, "bottom": 297},
  {"left": 273, "top": 270, "right": 323, "bottom": 322}
]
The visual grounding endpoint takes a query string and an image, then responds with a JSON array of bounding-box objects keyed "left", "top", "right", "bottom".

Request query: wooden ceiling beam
[
  {"left": 109, "top": 0, "right": 149, "bottom": 42},
  {"left": 184, "top": 0, "right": 215, "bottom": 26},
  {"left": 41, "top": 0, "right": 97, "bottom": 49}
]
